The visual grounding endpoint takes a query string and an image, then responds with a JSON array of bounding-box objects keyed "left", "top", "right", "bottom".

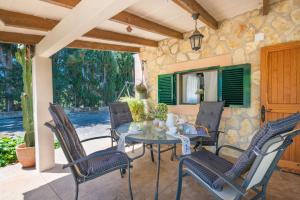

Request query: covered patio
[
  {"left": 0, "top": 0, "right": 300, "bottom": 199},
  {"left": 1, "top": 139, "right": 300, "bottom": 200}
]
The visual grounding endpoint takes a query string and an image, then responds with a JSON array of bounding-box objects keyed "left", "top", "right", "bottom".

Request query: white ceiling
[
  {"left": 0, "top": 0, "right": 267, "bottom": 47},
  {"left": 195, "top": 0, "right": 261, "bottom": 21}
]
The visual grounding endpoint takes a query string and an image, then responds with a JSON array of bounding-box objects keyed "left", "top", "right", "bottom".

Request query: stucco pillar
[{"left": 32, "top": 56, "right": 54, "bottom": 171}]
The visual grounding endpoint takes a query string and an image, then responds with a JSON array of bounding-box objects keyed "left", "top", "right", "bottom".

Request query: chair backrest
[
  {"left": 212, "top": 112, "right": 300, "bottom": 190},
  {"left": 109, "top": 102, "right": 133, "bottom": 129},
  {"left": 47, "top": 103, "right": 88, "bottom": 176},
  {"left": 244, "top": 128, "right": 300, "bottom": 190},
  {"left": 195, "top": 101, "right": 225, "bottom": 141}
]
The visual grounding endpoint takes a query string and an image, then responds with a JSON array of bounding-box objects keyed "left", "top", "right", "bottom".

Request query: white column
[{"left": 32, "top": 56, "right": 54, "bottom": 171}]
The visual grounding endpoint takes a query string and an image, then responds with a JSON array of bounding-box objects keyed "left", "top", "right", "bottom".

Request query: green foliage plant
[
  {"left": 120, "top": 97, "right": 145, "bottom": 122},
  {"left": 155, "top": 103, "right": 168, "bottom": 121},
  {"left": 0, "top": 137, "right": 23, "bottom": 167},
  {"left": 15, "top": 45, "right": 34, "bottom": 147}
]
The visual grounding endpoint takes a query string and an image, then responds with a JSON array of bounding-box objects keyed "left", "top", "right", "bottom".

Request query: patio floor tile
[{"left": 1, "top": 138, "right": 300, "bottom": 200}]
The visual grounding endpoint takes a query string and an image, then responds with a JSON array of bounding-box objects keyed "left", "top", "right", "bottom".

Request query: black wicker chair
[
  {"left": 176, "top": 113, "right": 300, "bottom": 200},
  {"left": 193, "top": 101, "right": 225, "bottom": 152},
  {"left": 108, "top": 102, "right": 134, "bottom": 147},
  {"left": 45, "top": 103, "right": 133, "bottom": 200}
]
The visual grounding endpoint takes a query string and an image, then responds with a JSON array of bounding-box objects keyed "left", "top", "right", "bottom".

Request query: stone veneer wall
[{"left": 139, "top": 0, "right": 300, "bottom": 153}]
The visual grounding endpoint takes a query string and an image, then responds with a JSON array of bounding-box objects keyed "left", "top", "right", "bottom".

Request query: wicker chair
[
  {"left": 108, "top": 102, "right": 134, "bottom": 147},
  {"left": 193, "top": 101, "right": 225, "bottom": 152},
  {"left": 45, "top": 103, "right": 133, "bottom": 200},
  {"left": 176, "top": 113, "right": 300, "bottom": 200}
]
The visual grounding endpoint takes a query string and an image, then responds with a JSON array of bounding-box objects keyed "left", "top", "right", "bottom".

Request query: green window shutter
[
  {"left": 158, "top": 74, "right": 176, "bottom": 105},
  {"left": 219, "top": 64, "right": 251, "bottom": 107}
]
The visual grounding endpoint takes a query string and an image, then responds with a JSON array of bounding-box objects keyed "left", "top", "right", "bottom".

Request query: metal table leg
[{"left": 155, "top": 144, "right": 161, "bottom": 200}]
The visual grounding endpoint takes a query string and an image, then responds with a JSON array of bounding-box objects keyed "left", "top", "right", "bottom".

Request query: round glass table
[{"left": 116, "top": 121, "right": 201, "bottom": 200}]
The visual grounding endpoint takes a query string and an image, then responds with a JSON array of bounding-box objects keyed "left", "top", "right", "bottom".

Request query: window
[
  {"left": 157, "top": 63, "right": 251, "bottom": 107},
  {"left": 178, "top": 69, "right": 218, "bottom": 104}
]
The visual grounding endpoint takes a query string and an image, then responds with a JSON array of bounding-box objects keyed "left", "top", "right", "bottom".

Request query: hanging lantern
[{"left": 189, "top": 13, "right": 204, "bottom": 51}]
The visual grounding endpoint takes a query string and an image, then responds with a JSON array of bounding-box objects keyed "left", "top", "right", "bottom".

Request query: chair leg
[
  {"left": 193, "top": 142, "right": 200, "bottom": 151},
  {"left": 251, "top": 185, "right": 267, "bottom": 200},
  {"left": 170, "top": 144, "right": 176, "bottom": 161},
  {"left": 127, "top": 162, "right": 133, "bottom": 200},
  {"left": 110, "top": 131, "right": 114, "bottom": 147},
  {"left": 150, "top": 144, "right": 154, "bottom": 162},
  {"left": 176, "top": 160, "right": 184, "bottom": 200},
  {"left": 261, "top": 184, "right": 267, "bottom": 200},
  {"left": 131, "top": 144, "right": 135, "bottom": 153},
  {"left": 75, "top": 183, "right": 79, "bottom": 200}
]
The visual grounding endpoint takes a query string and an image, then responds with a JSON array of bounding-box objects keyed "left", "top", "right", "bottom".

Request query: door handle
[{"left": 261, "top": 105, "right": 272, "bottom": 123}]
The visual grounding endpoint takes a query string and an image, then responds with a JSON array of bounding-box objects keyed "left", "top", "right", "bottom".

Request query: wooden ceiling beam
[
  {"left": 40, "top": 0, "right": 184, "bottom": 39},
  {"left": 262, "top": 0, "right": 269, "bottom": 15},
  {"left": 84, "top": 29, "right": 158, "bottom": 47},
  {"left": 0, "top": 31, "right": 43, "bottom": 44},
  {"left": 40, "top": 0, "right": 80, "bottom": 9},
  {"left": 111, "top": 11, "right": 183, "bottom": 39},
  {"left": 0, "top": 31, "right": 140, "bottom": 52},
  {"left": 172, "top": 0, "right": 218, "bottom": 30},
  {"left": 0, "top": 9, "right": 57, "bottom": 31},
  {"left": 69, "top": 40, "right": 140, "bottom": 52},
  {"left": 0, "top": 9, "right": 157, "bottom": 47}
]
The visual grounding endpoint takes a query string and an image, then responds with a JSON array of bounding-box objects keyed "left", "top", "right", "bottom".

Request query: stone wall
[{"left": 139, "top": 0, "right": 300, "bottom": 153}]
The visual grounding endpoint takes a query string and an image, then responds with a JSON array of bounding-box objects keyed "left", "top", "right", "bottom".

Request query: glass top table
[
  {"left": 116, "top": 121, "right": 183, "bottom": 144},
  {"left": 115, "top": 121, "right": 202, "bottom": 200}
]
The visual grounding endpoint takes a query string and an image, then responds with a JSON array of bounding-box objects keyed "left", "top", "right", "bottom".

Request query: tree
[
  {"left": 52, "top": 49, "right": 135, "bottom": 108},
  {"left": 0, "top": 43, "right": 23, "bottom": 112},
  {"left": 115, "top": 52, "right": 135, "bottom": 97}
]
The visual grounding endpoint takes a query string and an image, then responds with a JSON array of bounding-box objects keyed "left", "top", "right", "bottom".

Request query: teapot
[{"left": 166, "top": 113, "right": 178, "bottom": 129}]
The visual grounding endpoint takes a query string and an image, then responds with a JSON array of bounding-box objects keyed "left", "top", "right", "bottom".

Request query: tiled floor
[{"left": 1, "top": 138, "right": 300, "bottom": 200}]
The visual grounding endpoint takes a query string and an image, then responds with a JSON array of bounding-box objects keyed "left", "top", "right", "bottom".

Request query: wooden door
[{"left": 261, "top": 41, "right": 300, "bottom": 174}]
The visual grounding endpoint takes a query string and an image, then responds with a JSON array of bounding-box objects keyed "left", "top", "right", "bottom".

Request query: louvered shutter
[
  {"left": 219, "top": 64, "right": 251, "bottom": 107},
  {"left": 158, "top": 74, "right": 176, "bottom": 105}
]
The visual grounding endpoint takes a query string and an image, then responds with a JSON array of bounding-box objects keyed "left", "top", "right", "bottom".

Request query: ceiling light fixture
[{"left": 189, "top": 13, "right": 204, "bottom": 51}]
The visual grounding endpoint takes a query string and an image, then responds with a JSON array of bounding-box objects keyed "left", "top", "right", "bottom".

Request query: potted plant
[
  {"left": 15, "top": 45, "right": 35, "bottom": 168},
  {"left": 135, "top": 82, "right": 147, "bottom": 99},
  {"left": 154, "top": 103, "right": 168, "bottom": 127},
  {"left": 120, "top": 97, "right": 145, "bottom": 122}
]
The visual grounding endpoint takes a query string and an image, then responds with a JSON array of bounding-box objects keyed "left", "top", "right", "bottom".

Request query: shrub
[
  {"left": 0, "top": 137, "right": 23, "bottom": 167},
  {"left": 120, "top": 97, "right": 145, "bottom": 122}
]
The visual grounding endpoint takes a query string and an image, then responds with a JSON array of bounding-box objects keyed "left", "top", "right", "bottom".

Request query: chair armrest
[
  {"left": 181, "top": 156, "right": 246, "bottom": 196},
  {"left": 80, "top": 136, "right": 115, "bottom": 143},
  {"left": 63, "top": 150, "right": 128, "bottom": 169},
  {"left": 216, "top": 145, "right": 245, "bottom": 156}
]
